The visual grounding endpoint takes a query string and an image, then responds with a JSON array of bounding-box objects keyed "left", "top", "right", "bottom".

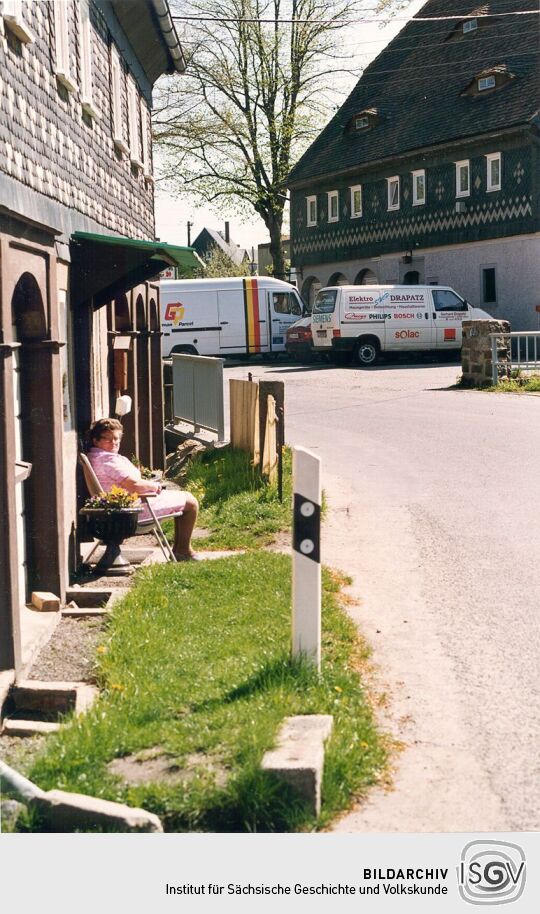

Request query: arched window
[
  {"left": 354, "top": 268, "right": 378, "bottom": 285},
  {"left": 403, "top": 270, "right": 420, "bottom": 285},
  {"left": 301, "top": 276, "right": 322, "bottom": 309},
  {"left": 328, "top": 272, "right": 348, "bottom": 286}
]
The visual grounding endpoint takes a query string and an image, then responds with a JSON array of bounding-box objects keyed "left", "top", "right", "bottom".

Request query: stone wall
[{"left": 461, "top": 320, "right": 511, "bottom": 387}]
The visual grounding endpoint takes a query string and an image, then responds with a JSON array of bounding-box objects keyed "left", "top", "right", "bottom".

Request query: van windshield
[{"left": 313, "top": 289, "right": 338, "bottom": 313}]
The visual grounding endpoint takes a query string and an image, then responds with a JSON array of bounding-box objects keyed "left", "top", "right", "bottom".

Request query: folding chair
[{"left": 79, "top": 453, "right": 179, "bottom": 564}]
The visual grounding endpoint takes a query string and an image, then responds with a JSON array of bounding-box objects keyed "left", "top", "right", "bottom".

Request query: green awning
[{"left": 70, "top": 232, "right": 201, "bottom": 308}]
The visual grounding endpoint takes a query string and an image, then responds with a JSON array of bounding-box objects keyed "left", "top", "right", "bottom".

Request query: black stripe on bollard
[{"left": 293, "top": 493, "right": 321, "bottom": 564}]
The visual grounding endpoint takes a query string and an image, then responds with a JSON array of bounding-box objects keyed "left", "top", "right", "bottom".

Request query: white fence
[
  {"left": 490, "top": 332, "right": 540, "bottom": 385},
  {"left": 171, "top": 354, "right": 225, "bottom": 442}
]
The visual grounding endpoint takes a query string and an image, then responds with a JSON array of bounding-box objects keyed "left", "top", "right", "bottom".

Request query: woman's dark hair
[{"left": 88, "top": 417, "right": 123, "bottom": 446}]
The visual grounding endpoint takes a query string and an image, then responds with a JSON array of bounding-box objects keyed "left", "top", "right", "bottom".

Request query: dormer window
[
  {"left": 347, "top": 108, "right": 382, "bottom": 134},
  {"left": 478, "top": 75, "right": 495, "bottom": 91},
  {"left": 463, "top": 19, "right": 478, "bottom": 34},
  {"left": 462, "top": 66, "right": 515, "bottom": 97}
]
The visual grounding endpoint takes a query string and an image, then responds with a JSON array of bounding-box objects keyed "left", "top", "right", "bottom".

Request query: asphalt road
[{"left": 225, "top": 356, "right": 540, "bottom": 832}]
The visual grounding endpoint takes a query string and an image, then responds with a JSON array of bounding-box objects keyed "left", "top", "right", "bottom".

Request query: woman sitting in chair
[{"left": 87, "top": 417, "right": 200, "bottom": 561}]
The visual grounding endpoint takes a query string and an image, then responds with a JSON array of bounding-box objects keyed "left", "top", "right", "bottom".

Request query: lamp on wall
[
  {"left": 401, "top": 248, "right": 413, "bottom": 265},
  {"left": 402, "top": 241, "right": 420, "bottom": 264}
]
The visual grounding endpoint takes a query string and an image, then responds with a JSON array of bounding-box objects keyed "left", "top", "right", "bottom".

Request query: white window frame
[
  {"left": 111, "top": 45, "right": 128, "bottom": 154},
  {"left": 478, "top": 75, "right": 496, "bottom": 92},
  {"left": 140, "top": 98, "right": 153, "bottom": 181},
  {"left": 306, "top": 195, "right": 317, "bottom": 227},
  {"left": 350, "top": 185, "right": 362, "bottom": 218},
  {"left": 355, "top": 115, "right": 369, "bottom": 131},
  {"left": 486, "top": 152, "right": 501, "bottom": 192},
  {"left": 387, "top": 176, "right": 400, "bottom": 211},
  {"left": 327, "top": 190, "right": 339, "bottom": 223},
  {"left": 2, "top": 0, "right": 35, "bottom": 43},
  {"left": 128, "top": 76, "right": 143, "bottom": 167},
  {"left": 412, "top": 169, "right": 426, "bottom": 206},
  {"left": 463, "top": 19, "right": 477, "bottom": 34},
  {"left": 53, "top": 1, "right": 78, "bottom": 93},
  {"left": 455, "top": 160, "right": 470, "bottom": 198},
  {"left": 78, "top": 0, "right": 98, "bottom": 118}
]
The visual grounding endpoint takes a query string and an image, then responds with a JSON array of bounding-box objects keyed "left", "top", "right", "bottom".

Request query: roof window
[
  {"left": 463, "top": 19, "right": 478, "bottom": 34},
  {"left": 478, "top": 75, "right": 495, "bottom": 91},
  {"left": 461, "top": 66, "right": 514, "bottom": 98},
  {"left": 347, "top": 107, "right": 382, "bottom": 134}
]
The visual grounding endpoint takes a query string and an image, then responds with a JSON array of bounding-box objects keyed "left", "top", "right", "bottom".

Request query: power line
[
  {"left": 274, "top": 25, "right": 537, "bottom": 57},
  {"left": 171, "top": 10, "right": 540, "bottom": 26}
]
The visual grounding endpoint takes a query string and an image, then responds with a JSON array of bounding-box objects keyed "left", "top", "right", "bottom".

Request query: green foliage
[
  {"left": 28, "top": 554, "right": 384, "bottom": 832},
  {"left": 154, "top": 0, "right": 401, "bottom": 277},
  {"left": 495, "top": 375, "right": 540, "bottom": 393},
  {"left": 194, "top": 246, "right": 250, "bottom": 278},
  {"left": 131, "top": 455, "right": 153, "bottom": 479},
  {"left": 166, "top": 446, "right": 292, "bottom": 549}
]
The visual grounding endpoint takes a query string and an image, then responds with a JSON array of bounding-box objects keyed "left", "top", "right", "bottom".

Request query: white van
[
  {"left": 311, "top": 285, "right": 491, "bottom": 365},
  {"left": 161, "top": 276, "right": 305, "bottom": 358}
]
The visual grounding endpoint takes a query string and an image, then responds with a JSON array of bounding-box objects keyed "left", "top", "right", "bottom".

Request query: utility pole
[{"left": 187, "top": 221, "right": 193, "bottom": 246}]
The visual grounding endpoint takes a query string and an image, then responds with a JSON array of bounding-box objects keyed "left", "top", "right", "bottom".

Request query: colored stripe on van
[{"left": 243, "top": 277, "right": 261, "bottom": 353}]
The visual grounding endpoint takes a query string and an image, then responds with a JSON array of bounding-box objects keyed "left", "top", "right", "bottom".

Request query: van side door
[
  {"left": 268, "top": 289, "right": 303, "bottom": 351},
  {"left": 383, "top": 290, "right": 433, "bottom": 349},
  {"left": 432, "top": 289, "right": 468, "bottom": 349}
]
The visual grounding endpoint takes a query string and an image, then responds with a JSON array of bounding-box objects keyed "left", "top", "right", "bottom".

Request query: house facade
[
  {"left": 288, "top": 0, "right": 540, "bottom": 326},
  {"left": 0, "top": 0, "right": 197, "bottom": 678},
  {"left": 192, "top": 224, "right": 250, "bottom": 272}
]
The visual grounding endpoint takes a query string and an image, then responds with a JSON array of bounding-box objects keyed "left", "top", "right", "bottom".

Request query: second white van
[{"left": 310, "top": 285, "right": 491, "bottom": 365}]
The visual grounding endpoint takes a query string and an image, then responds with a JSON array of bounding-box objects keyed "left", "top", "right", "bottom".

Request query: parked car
[{"left": 285, "top": 316, "right": 315, "bottom": 361}]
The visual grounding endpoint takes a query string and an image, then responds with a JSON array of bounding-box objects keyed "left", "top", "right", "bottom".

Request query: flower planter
[{"left": 80, "top": 507, "right": 142, "bottom": 574}]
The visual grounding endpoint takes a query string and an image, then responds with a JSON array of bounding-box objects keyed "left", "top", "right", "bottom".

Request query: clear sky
[{"left": 154, "top": 0, "right": 426, "bottom": 252}]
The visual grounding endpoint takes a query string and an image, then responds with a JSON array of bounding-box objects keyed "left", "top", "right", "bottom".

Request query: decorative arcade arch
[{"left": 354, "top": 268, "right": 378, "bottom": 285}]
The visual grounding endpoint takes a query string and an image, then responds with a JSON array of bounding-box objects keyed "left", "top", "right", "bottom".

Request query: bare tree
[{"left": 154, "top": 0, "right": 406, "bottom": 278}]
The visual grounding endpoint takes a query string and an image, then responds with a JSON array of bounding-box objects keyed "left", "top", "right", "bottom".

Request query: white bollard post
[{"left": 292, "top": 446, "right": 321, "bottom": 671}]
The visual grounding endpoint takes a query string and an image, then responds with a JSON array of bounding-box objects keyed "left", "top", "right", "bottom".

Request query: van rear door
[
  {"left": 432, "top": 288, "right": 468, "bottom": 349},
  {"left": 311, "top": 288, "right": 338, "bottom": 349}
]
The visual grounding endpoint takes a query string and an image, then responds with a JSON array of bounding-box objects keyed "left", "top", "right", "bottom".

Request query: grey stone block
[
  {"left": 261, "top": 714, "right": 333, "bottom": 816},
  {"left": 32, "top": 790, "right": 163, "bottom": 833}
]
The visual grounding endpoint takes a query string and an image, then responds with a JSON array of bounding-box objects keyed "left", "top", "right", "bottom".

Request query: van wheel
[
  {"left": 170, "top": 345, "right": 198, "bottom": 356},
  {"left": 354, "top": 339, "right": 379, "bottom": 366}
]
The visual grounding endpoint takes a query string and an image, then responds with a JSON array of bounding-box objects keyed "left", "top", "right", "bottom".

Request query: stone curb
[
  {"left": 0, "top": 760, "right": 162, "bottom": 833},
  {"left": 261, "top": 714, "right": 333, "bottom": 816},
  {"left": 31, "top": 790, "right": 163, "bottom": 833}
]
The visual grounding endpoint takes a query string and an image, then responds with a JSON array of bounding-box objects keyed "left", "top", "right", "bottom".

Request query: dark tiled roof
[
  {"left": 289, "top": 0, "right": 540, "bottom": 185},
  {"left": 192, "top": 227, "right": 248, "bottom": 266}
]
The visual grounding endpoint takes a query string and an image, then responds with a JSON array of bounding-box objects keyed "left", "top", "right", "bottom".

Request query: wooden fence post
[{"left": 229, "top": 378, "right": 260, "bottom": 462}]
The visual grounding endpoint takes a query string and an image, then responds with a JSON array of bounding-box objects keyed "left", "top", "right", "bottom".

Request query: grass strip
[
  {"left": 165, "top": 446, "right": 292, "bottom": 550},
  {"left": 487, "top": 376, "right": 540, "bottom": 393},
  {"left": 28, "top": 553, "right": 385, "bottom": 832}
]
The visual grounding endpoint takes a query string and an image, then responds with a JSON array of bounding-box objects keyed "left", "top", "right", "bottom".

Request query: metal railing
[
  {"left": 170, "top": 353, "right": 225, "bottom": 442},
  {"left": 490, "top": 332, "right": 540, "bottom": 385}
]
